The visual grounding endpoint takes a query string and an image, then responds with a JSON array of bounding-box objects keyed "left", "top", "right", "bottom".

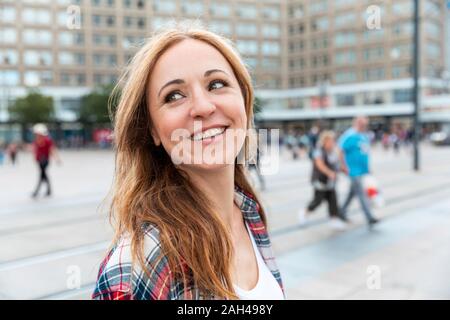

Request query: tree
[
  {"left": 79, "top": 85, "right": 115, "bottom": 124},
  {"left": 8, "top": 90, "right": 54, "bottom": 124},
  {"left": 8, "top": 91, "right": 54, "bottom": 142},
  {"left": 253, "top": 96, "right": 265, "bottom": 127}
]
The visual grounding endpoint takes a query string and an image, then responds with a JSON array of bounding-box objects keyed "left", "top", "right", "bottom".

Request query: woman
[
  {"left": 92, "top": 26, "right": 284, "bottom": 300},
  {"left": 298, "top": 131, "right": 347, "bottom": 230},
  {"left": 31, "top": 124, "right": 61, "bottom": 198}
]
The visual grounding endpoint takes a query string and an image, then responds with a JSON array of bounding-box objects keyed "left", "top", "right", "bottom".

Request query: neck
[{"left": 183, "top": 164, "right": 237, "bottom": 229}]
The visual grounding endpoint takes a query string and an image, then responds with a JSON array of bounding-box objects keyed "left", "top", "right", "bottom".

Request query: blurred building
[
  {"left": 257, "top": 0, "right": 450, "bottom": 130},
  {"left": 1, "top": 0, "right": 450, "bottom": 134},
  {"left": 0, "top": 0, "right": 285, "bottom": 123}
]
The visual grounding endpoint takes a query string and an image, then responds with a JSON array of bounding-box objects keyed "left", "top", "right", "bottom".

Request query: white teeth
[{"left": 192, "top": 127, "right": 226, "bottom": 141}]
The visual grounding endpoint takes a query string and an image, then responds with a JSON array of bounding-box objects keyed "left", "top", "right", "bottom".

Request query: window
[
  {"left": 24, "top": 71, "right": 53, "bottom": 86},
  {"left": 59, "top": 32, "right": 84, "bottom": 46},
  {"left": 335, "top": 0, "right": 353, "bottom": 8},
  {"left": 311, "top": 17, "right": 328, "bottom": 31},
  {"left": 153, "top": 0, "right": 176, "bottom": 13},
  {"left": 22, "top": 8, "right": 51, "bottom": 25},
  {"left": 0, "top": 49, "right": 18, "bottom": 65},
  {"left": 92, "top": 15, "right": 101, "bottom": 26},
  {"left": 289, "top": 5, "right": 303, "bottom": 18},
  {"left": 334, "top": 51, "right": 356, "bottom": 65},
  {"left": 151, "top": 17, "right": 175, "bottom": 31},
  {"left": 426, "top": 42, "right": 441, "bottom": 59},
  {"left": 0, "top": 29, "right": 16, "bottom": 44},
  {"left": 24, "top": 51, "right": 53, "bottom": 66},
  {"left": 237, "top": 5, "right": 257, "bottom": 19},
  {"left": 392, "top": 22, "right": 413, "bottom": 36},
  {"left": 335, "top": 32, "right": 356, "bottom": 47},
  {"left": 0, "top": 6, "right": 16, "bottom": 23},
  {"left": 0, "top": 70, "right": 20, "bottom": 86},
  {"left": 424, "top": 0, "right": 441, "bottom": 18},
  {"left": 310, "top": 0, "right": 327, "bottom": 14},
  {"left": 391, "top": 43, "right": 412, "bottom": 58},
  {"left": 392, "top": 2, "right": 412, "bottom": 16},
  {"left": 363, "top": 29, "right": 384, "bottom": 42},
  {"left": 262, "top": 25, "right": 280, "bottom": 38},
  {"left": 262, "top": 59, "right": 281, "bottom": 70},
  {"left": 209, "top": 3, "right": 231, "bottom": 17},
  {"left": 363, "top": 67, "right": 385, "bottom": 81},
  {"left": 106, "top": 16, "right": 115, "bottom": 26},
  {"left": 22, "top": 30, "right": 51, "bottom": 45},
  {"left": 261, "top": 42, "right": 280, "bottom": 56},
  {"left": 245, "top": 58, "right": 258, "bottom": 68},
  {"left": 58, "top": 52, "right": 84, "bottom": 65},
  {"left": 208, "top": 21, "right": 231, "bottom": 36},
  {"left": 335, "top": 13, "right": 355, "bottom": 28},
  {"left": 336, "top": 94, "right": 355, "bottom": 106},
  {"left": 363, "top": 47, "right": 384, "bottom": 61},
  {"left": 182, "top": 2, "right": 204, "bottom": 15},
  {"left": 392, "top": 65, "right": 411, "bottom": 78},
  {"left": 262, "top": 6, "right": 279, "bottom": 20},
  {"left": 393, "top": 89, "right": 412, "bottom": 103},
  {"left": 425, "top": 21, "right": 440, "bottom": 39},
  {"left": 236, "top": 23, "right": 258, "bottom": 37},
  {"left": 236, "top": 40, "right": 258, "bottom": 55},
  {"left": 335, "top": 70, "right": 357, "bottom": 83}
]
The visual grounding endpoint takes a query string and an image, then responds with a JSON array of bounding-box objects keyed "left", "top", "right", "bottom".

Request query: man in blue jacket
[{"left": 338, "top": 116, "right": 379, "bottom": 227}]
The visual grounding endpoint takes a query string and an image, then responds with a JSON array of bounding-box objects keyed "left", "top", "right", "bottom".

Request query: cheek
[
  {"left": 226, "top": 97, "right": 247, "bottom": 129},
  {"left": 152, "top": 109, "right": 187, "bottom": 145}
]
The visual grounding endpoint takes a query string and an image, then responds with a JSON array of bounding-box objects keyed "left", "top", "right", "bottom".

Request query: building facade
[{"left": 0, "top": 0, "right": 449, "bottom": 130}]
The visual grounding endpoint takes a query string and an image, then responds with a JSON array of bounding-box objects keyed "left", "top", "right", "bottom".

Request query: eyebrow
[{"left": 157, "top": 69, "right": 229, "bottom": 98}]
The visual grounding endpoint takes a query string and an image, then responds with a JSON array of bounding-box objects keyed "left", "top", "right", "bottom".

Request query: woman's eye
[
  {"left": 209, "top": 80, "right": 228, "bottom": 91},
  {"left": 165, "top": 91, "right": 184, "bottom": 103}
]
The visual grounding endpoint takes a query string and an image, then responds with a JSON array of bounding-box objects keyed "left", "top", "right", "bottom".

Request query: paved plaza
[{"left": 0, "top": 144, "right": 449, "bottom": 299}]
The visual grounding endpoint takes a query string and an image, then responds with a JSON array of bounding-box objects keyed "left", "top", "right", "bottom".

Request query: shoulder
[
  {"left": 312, "top": 148, "right": 323, "bottom": 159},
  {"left": 92, "top": 224, "right": 173, "bottom": 300}
]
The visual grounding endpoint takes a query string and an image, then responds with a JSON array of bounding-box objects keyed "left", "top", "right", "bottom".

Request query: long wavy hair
[{"left": 109, "top": 25, "right": 266, "bottom": 299}]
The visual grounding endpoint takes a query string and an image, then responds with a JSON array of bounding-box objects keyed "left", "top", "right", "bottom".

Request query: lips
[{"left": 190, "top": 126, "right": 228, "bottom": 141}]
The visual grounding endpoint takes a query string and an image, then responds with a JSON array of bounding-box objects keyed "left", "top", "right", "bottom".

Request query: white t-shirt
[{"left": 234, "top": 223, "right": 285, "bottom": 300}]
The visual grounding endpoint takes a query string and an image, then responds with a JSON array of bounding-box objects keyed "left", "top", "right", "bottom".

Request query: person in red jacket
[{"left": 31, "top": 124, "right": 61, "bottom": 198}]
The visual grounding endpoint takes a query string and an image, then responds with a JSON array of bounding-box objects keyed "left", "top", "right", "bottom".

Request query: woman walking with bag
[{"left": 298, "top": 131, "right": 347, "bottom": 230}]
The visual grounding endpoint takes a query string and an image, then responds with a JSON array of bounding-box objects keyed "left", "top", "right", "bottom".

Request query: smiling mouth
[{"left": 191, "top": 126, "right": 228, "bottom": 141}]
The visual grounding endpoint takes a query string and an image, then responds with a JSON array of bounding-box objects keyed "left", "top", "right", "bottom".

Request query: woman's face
[
  {"left": 324, "top": 137, "right": 335, "bottom": 151},
  {"left": 147, "top": 39, "right": 248, "bottom": 170}
]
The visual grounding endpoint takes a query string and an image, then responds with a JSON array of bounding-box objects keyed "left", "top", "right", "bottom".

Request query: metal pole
[{"left": 412, "top": 0, "right": 420, "bottom": 171}]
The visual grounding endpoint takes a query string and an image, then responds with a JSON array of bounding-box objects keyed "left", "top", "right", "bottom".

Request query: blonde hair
[
  {"left": 318, "top": 130, "right": 335, "bottom": 147},
  {"left": 108, "top": 25, "right": 265, "bottom": 299}
]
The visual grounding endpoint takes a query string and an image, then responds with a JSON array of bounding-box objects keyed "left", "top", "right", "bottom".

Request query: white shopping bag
[{"left": 362, "top": 175, "right": 385, "bottom": 208}]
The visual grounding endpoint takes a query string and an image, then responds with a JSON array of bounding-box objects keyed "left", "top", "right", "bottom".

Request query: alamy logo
[
  {"left": 366, "top": 5, "right": 382, "bottom": 30},
  {"left": 66, "top": 5, "right": 81, "bottom": 30}
]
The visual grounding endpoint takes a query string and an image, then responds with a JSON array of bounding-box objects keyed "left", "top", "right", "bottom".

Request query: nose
[{"left": 189, "top": 86, "right": 216, "bottom": 119}]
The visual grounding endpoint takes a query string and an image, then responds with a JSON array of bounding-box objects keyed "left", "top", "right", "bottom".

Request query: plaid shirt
[{"left": 92, "top": 186, "right": 284, "bottom": 300}]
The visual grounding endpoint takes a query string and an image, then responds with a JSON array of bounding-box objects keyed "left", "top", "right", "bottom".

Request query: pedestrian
[
  {"left": 338, "top": 116, "right": 379, "bottom": 227},
  {"left": 298, "top": 131, "right": 348, "bottom": 230},
  {"left": 307, "top": 126, "right": 319, "bottom": 159},
  {"left": 7, "top": 142, "right": 18, "bottom": 165},
  {"left": 31, "top": 124, "right": 61, "bottom": 198},
  {"left": 92, "top": 26, "right": 284, "bottom": 300},
  {"left": 0, "top": 141, "right": 5, "bottom": 166}
]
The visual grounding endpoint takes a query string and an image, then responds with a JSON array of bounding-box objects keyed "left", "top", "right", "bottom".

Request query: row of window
[
  {"left": 0, "top": 69, "right": 117, "bottom": 86},
  {"left": 288, "top": 66, "right": 414, "bottom": 88},
  {"left": 288, "top": 0, "right": 441, "bottom": 19},
  {"left": 0, "top": 50, "right": 281, "bottom": 72},
  {"left": 0, "top": 3, "right": 280, "bottom": 26}
]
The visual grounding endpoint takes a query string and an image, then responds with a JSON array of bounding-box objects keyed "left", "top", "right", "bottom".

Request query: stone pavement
[{"left": 0, "top": 144, "right": 449, "bottom": 299}]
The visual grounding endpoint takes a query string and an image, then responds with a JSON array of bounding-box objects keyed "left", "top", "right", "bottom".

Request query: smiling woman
[{"left": 92, "top": 25, "right": 284, "bottom": 300}]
